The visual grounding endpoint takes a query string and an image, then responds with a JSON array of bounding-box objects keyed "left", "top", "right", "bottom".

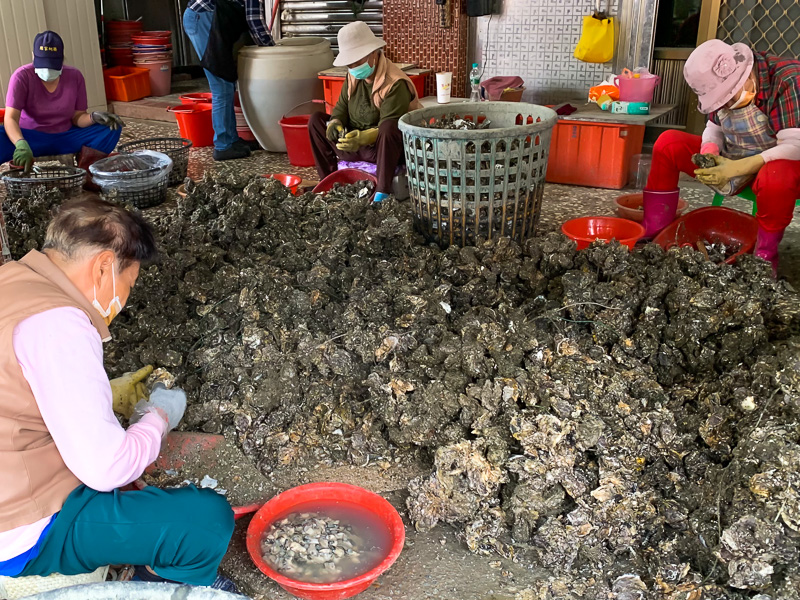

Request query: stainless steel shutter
[{"left": 280, "top": 0, "right": 383, "bottom": 54}]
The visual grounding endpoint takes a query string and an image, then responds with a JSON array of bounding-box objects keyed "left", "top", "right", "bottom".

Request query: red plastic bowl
[
  {"left": 615, "top": 192, "right": 688, "bottom": 223},
  {"left": 246, "top": 483, "right": 405, "bottom": 600},
  {"left": 180, "top": 92, "right": 213, "bottom": 105},
  {"left": 263, "top": 173, "right": 302, "bottom": 194},
  {"left": 312, "top": 169, "right": 377, "bottom": 197},
  {"left": 562, "top": 216, "right": 645, "bottom": 250},
  {"left": 652, "top": 206, "right": 758, "bottom": 264}
]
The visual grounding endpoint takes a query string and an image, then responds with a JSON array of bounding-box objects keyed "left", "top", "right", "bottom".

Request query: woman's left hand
[{"left": 110, "top": 365, "right": 153, "bottom": 418}]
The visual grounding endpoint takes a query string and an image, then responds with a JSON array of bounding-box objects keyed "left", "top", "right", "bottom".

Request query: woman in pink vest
[
  {"left": 308, "top": 21, "right": 423, "bottom": 204},
  {"left": 644, "top": 40, "right": 800, "bottom": 276},
  {"left": 0, "top": 198, "right": 235, "bottom": 588}
]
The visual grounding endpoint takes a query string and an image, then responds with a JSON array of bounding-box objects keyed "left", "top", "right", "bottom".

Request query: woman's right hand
[{"left": 326, "top": 119, "right": 344, "bottom": 143}]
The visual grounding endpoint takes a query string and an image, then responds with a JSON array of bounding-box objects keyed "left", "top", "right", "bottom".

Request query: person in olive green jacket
[{"left": 308, "top": 22, "right": 422, "bottom": 203}]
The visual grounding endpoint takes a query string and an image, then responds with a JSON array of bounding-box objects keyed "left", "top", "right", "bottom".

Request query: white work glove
[{"left": 130, "top": 384, "right": 186, "bottom": 434}]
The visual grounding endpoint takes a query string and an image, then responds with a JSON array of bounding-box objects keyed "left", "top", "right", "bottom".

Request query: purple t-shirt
[{"left": 5, "top": 64, "right": 88, "bottom": 133}]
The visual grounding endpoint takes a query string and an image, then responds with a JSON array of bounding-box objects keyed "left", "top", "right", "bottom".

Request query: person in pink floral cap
[{"left": 644, "top": 39, "right": 800, "bottom": 275}]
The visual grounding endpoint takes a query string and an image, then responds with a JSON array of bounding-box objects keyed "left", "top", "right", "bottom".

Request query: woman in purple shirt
[{"left": 1, "top": 31, "right": 124, "bottom": 175}]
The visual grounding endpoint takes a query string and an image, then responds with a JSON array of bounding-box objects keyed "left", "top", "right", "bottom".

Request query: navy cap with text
[{"left": 33, "top": 31, "right": 64, "bottom": 70}]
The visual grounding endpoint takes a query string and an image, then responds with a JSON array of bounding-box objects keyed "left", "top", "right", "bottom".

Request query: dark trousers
[
  {"left": 308, "top": 112, "right": 404, "bottom": 194},
  {"left": 18, "top": 484, "right": 234, "bottom": 587}
]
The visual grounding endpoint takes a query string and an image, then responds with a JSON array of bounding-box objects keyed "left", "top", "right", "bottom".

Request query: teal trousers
[{"left": 19, "top": 484, "right": 234, "bottom": 586}]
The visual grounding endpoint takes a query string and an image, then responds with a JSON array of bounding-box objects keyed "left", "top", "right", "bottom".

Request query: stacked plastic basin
[
  {"left": 132, "top": 31, "right": 173, "bottom": 96},
  {"left": 234, "top": 92, "right": 256, "bottom": 141},
  {"left": 106, "top": 20, "right": 143, "bottom": 67}
]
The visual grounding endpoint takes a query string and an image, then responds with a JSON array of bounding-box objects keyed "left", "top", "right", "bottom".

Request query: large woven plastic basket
[
  {"left": 1, "top": 166, "right": 86, "bottom": 201},
  {"left": 90, "top": 151, "right": 172, "bottom": 209},
  {"left": 398, "top": 102, "right": 556, "bottom": 246},
  {"left": 0, "top": 207, "right": 10, "bottom": 265},
  {"left": 118, "top": 137, "right": 192, "bottom": 187}
]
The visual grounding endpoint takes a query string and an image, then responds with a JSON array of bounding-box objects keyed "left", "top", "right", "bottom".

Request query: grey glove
[
  {"left": 91, "top": 111, "right": 125, "bottom": 130},
  {"left": 130, "top": 384, "right": 186, "bottom": 433}
]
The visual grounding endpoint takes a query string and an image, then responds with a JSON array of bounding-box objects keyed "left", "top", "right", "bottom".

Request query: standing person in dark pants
[
  {"left": 183, "top": 0, "right": 273, "bottom": 161},
  {"left": 308, "top": 22, "right": 422, "bottom": 203}
]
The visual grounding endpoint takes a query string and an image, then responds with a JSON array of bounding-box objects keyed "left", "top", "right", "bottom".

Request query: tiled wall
[
  {"left": 384, "top": 0, "right": 470, "bottom": 98},
  {"left": 471, "top": 0, "right": 620, "bottom": 104}
]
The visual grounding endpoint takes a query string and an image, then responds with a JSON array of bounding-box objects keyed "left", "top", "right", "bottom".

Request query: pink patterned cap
[{"left": 683, "top": 40, "right": 754, "bottom": 114}]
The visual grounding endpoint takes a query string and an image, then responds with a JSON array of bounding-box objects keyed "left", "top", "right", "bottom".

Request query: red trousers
[{"left": 647, "top": 129, "right": 800, "bottom": 232}]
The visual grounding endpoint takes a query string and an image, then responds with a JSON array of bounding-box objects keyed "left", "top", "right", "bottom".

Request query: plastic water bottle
[{"left": 469, "top": 63, "right": 481, "bottom": 102}]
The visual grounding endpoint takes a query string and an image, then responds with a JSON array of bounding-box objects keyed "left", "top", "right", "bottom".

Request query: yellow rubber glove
[
  {"left": 326, "top": 119, "right": 345, "bottom": 143},
  {"left": 110, "top": 365, "right": 154, "bottom": 418},
  {"left": 695, "top": 154, "right": 764, "bottom": 187},
  {"left": 336, "top": 128, "right": 379, "bottom": 153}
]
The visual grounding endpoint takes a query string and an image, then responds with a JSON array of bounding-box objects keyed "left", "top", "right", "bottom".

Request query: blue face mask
[
  {"left": 35, "top": 68, "right": 62, "bottom": 82},
  {"left": 348, "top": 61, "right": 375, "bottom": 80}
]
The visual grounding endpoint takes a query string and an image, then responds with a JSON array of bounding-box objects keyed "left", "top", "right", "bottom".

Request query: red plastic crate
[
  {"left": 320, "top": 72, "right": 428, "bottom": 108},
  {"left": 104, "top": 66, "right": 151, "bottom": 102},
  {"left": 545, "top": 120, "right": 645, "bottom": 189}
]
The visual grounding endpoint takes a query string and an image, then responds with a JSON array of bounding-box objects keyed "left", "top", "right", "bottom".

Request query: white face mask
[
  {"left": 35, "top": 68, "right": 61, "bottom": 82},
  {"left": 92, "top": 263, "right": 123, "bottom": 326}
]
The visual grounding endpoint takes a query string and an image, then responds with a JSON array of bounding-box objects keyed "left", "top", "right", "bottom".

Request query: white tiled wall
[{"left": 471, "top": 0, "right": 620, "bottom": 104}]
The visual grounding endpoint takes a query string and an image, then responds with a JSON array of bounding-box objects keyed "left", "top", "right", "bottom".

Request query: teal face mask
[{"left": 348, "top": 61, "right": 375, "bottom": 80}]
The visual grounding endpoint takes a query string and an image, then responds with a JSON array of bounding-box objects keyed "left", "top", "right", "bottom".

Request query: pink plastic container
[
  {"left": 134, "top": 59, "right": 172, "bottom": 96},
  {"left": 614, "top": 69, "right": 661, "bottom": 103}
]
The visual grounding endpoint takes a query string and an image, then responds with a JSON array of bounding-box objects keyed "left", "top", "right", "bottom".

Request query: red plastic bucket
[
  {"left": 279, "top": 100, "right": 329, "bottom": 168},
  {"left": 180, "top": 92, "right": 213, "bottom": 105},
  {"left": 246, "top": 482, "right": 405, "bottom": 600},
  {"left": 168, "top": 104, "right": 213, "bottom": 147}
]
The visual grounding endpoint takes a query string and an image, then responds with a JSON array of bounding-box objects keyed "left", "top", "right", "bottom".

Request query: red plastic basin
[
  {"left": 263, "top": 173, "right": 302, "bottom": 194},
  {"left": 562, "top": 216, "right": 645, "bottom": 250},
  {"left": 652, "top": 206, "right": 758, "bottom": 264},
  {"left": 246, "top": 482, "right": 405, "bottom": 600},
  {"left": 615, "top": 192, "right": 688, "bottom": 223},
  {"left": 312, "top": 169, "right": 377, "bottom": 197}
]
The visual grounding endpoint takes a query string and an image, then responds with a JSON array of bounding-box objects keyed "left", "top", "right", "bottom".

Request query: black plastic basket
[
  {"left": 99, "top": 168, "right": 169, "bottom": 209},
  {"left": 117, "top": 137, "right": 192, "bottom": 187},
  {"left": 1, "top": 166, "right": 86, "bottom": 200}
]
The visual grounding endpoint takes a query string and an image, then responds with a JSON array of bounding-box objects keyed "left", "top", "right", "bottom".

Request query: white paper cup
[{"left": 436, "top": 72, "right": 452, "bottom": 104}]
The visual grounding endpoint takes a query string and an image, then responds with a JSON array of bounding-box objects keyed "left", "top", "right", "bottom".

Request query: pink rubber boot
[
  {"left": 642, "top": 188, "right": 680, "bottom": 238},
  {"left": 754, "top": 227, "right": 785, "bottom": 277}
]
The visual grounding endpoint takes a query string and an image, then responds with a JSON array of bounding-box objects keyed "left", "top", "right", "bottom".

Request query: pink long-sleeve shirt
[
  {"left": 702, "top": 120, "right": 800, "bottom": 162},
  {"left": 0, "top": 307, "right": 167, "bottom": 562}
]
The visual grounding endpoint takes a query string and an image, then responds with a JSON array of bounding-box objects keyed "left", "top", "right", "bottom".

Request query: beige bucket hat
[{"left": 333, "top": 21, "right": 386, "bottom": 67}]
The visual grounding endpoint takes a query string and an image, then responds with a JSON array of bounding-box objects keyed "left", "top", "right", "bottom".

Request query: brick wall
[{"left": 384, "top": 0, "right": 470, "bottom": 98}]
